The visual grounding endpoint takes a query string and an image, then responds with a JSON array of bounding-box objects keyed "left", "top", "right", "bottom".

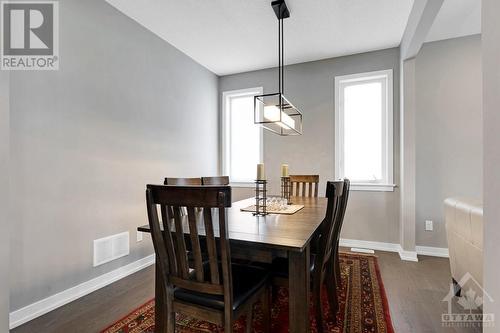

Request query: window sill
[{"left": 350, "top": 183, "right": 396, "bottom": 192}]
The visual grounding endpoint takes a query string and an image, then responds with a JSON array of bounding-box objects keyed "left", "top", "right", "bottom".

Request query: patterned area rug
[{"left": 101, "top": 252, "right": 394, "bottom": 333}]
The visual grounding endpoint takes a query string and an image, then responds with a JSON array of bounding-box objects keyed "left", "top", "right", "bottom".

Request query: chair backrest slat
[
  {"left": 202, "top": 176, "right": 230, "bottom": 185},
  {"left": 173, "top": 206, "right": 190, "bottom": 279},
  {"left": 146, "top": 202, "right": 170, "bottom": 278},
  {"left": 146, "top": 185, "right": 232, "bottom": 300},
  {"left": 290, "top": 175, "right": 320, "bottom": 197},
  {"left": 160, "top": 204, "right": 178, "bottom": 276},
  {"left": 203, "top": 208, "right": 220, "bottom": 284},
  {"left": 186, "top": 207, "right": 204, "bottom": 282}
]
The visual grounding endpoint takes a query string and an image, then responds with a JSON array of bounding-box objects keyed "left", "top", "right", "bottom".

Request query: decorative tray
[{"left": 241, "top": 204, "right": 304, "bottom": 215}]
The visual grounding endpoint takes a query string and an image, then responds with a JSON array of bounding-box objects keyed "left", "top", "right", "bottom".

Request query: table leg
[{"left": 288, "top": 245, "right": 310, "bottom": 333}]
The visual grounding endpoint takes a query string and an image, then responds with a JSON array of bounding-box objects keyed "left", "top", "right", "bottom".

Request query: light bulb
[{"left": 263, "top": 105, "right": 296, "bottom": 130}]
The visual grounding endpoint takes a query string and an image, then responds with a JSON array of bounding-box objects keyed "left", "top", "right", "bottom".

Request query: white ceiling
[
  {"left": 106, "top": 0, "right": 414, "bottom": 75},
  {"left": 105, "top": 0, "right": 481, "bottom": 76},
  {"left": 426, "top": 0, "right": 481, "bottom": 43}
]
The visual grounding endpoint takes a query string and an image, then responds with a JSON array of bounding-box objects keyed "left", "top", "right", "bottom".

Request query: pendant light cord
[
  {"left": 277, "top": 3, "right": 286, "bottom": 112},
  {"left": 281, "top": 16, "right": 284, "bottom": 97},
  {"left": 278, "top": 16, "right": 281, "bottom": 96}
]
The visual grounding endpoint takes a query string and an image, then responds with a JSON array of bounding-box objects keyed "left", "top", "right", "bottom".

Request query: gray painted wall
[
  {"left": 415, "top": 35, "right": 483, "bottom": 248},
  {"left": 220, "top": 48, "right": 401, "bottom": 244},
  {"left": 482, "top": 0, "right": 500, "bottom": 327},
  {"left": 0, "top": 72, "right": 9, "bottom": 332},
  {"left": 9, "top": 0, "right": 218, "bottom": 311},
  {"left": 231, "top": 187, "right": 255, "bottom": 203}
]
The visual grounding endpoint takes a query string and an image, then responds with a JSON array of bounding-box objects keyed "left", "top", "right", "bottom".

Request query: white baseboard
[
  {"left": 340, "top": 238, "right": 448, "bottom": 262},
  {"left": 339, "top": 238, "right": 401, "bottom": 253},
  {"left": 398, "top": 248, "right": 419, "bottom": 262},
  {"left": 416, "top": 245, "right": 449, "bottom": 258},
  {"left": 339, "top": 238, "right": 418, "bottom": 261},
  {"left": 9, "top": 254, "right": 155, "bottom": 330}
]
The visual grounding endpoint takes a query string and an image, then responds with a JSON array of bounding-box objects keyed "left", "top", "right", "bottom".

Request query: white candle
[
  {"left": 281, "top": 164, "right": 289, "bottom": 177},
  {"left": 257, "top": 164, "right": 265, "bottom": 180}
]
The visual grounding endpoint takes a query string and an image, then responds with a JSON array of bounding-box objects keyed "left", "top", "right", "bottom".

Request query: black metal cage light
[{"left": 254, "top": 0, "right": 303, "bottom": 136}]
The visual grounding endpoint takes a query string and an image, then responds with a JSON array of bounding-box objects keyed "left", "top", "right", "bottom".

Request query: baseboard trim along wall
[
  {"left": 9, "top": 254, "right": 155, "bottom": 330},
  {"left": 398, "top": 249, "right": 419, "bottom": 262},
  {"left": 340, "top": 238, "right": 401, "bottom": 253},
  {"left": 415, "top": 245, "right": 450, "bottom": 258},
  {"left": 339, "top": 238, "right": 449, "bottom": 262}
]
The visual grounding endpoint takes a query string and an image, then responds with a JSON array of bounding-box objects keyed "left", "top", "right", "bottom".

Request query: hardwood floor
[
  {"left": 12, "top": 251, "right": 481, "bottom": 333},
  {"left": 376, "top": 251, "right": 481, "bottom": 333}
]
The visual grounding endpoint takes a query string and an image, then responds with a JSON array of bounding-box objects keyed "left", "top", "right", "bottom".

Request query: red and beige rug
[{"left": 101, "top": 252, "right": 394, "bottom": 333}]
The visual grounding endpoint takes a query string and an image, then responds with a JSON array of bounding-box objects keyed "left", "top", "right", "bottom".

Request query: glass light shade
[{"left": 254, "top": 93, "right": 303, "bottom": 136}]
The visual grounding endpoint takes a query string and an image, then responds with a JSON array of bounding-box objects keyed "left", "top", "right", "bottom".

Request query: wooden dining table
[{"left": 138, "top": 195, "right": 327, "bottom": 333}]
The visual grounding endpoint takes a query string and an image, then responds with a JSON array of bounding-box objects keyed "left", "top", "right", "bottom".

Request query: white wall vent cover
[{"left": 93, "top": 232, "right": 130, "bottom": 267}]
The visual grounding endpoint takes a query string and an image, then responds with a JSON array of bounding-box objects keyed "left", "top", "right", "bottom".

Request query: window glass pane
[
  {"left": 229, "top": 95, "right": 260, "bottom": 182},
  {"left": 343, "top": 81, "right": 383, "bottom": 182}
]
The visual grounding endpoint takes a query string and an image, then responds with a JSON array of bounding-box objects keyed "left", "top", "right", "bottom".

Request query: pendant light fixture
[{"left": 254, "top": 0, "right": 303, "bottom": 136}]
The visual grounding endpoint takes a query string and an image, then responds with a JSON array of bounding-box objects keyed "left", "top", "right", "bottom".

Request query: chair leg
[
  {"left": 333, "top": 243, "right": 341, "bottom": 287},
  {"left": 168, "top": 311, "right": 175, "bottom": 333},
  {"left": 225, "top": 319, "right": 233, "bottom": 333},
  {"left": 261, "top": 288, "right": 271, "bottom": 332},
  {"left": 246, "top": 304, "right": 253, "bottom": 333},
  {"left": 325, "top": 258, "right": 339, "bottom": 322},
  {"left": 452, "top": 278, "right": 462, "bottom": 297},
  {"left": 271, "top": 284, "right": 278, "bottom": 303},
  {"left": 165, "top": 288, "right": 175, "bottom": 333},
  {"left": 312, "top": 273, "right": 324, "bottom": 333},
  {"left": 328, "top": 254, "right": 339, "bottom": 289}
]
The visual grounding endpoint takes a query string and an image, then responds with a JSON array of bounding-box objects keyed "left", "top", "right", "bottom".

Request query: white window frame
[
  {"left": 334, "top": 69, "right": 395, "bottom": 192},
  {"left": 222, "top": 87, "right": 264, "bottom": 187}
]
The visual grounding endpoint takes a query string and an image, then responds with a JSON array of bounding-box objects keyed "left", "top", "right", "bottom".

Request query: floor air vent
[{"left": 93, "top": 232, "right": 130, "bottom": 267}]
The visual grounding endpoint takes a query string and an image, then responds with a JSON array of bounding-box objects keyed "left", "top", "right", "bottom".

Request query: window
[
  {"left": 222, "top": 87, "right": 263, "bottom": 185},
  {"left": 335, "top": 70, "right": 394, "bottom": 191}
]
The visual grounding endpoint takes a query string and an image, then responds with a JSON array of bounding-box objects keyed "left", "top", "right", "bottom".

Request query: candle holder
[
  {"left": 281, "top": 176, "right": 292, "bottom": 205},
  {"left": 253, "top": 180, "right": 268, "bottom": 216}
]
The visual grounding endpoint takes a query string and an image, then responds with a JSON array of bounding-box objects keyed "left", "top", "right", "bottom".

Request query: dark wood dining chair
[
  {"left": 202, "top": 176, "right": 230, "bottom": 185},
  {"left": 271, "top": 180, "right": 345, "bottom": 331},
  {"left": 164, "top": 177, "right": 202, "bottom": 185},
  {"left": 330, "top": 179, "right": 350, "bottom": 288},
  {"left": 289, "top": 175, "right": 320, "bottom": 197},
  {"left": 146, "top": 185, "right": 270, "bottom": 332}
]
